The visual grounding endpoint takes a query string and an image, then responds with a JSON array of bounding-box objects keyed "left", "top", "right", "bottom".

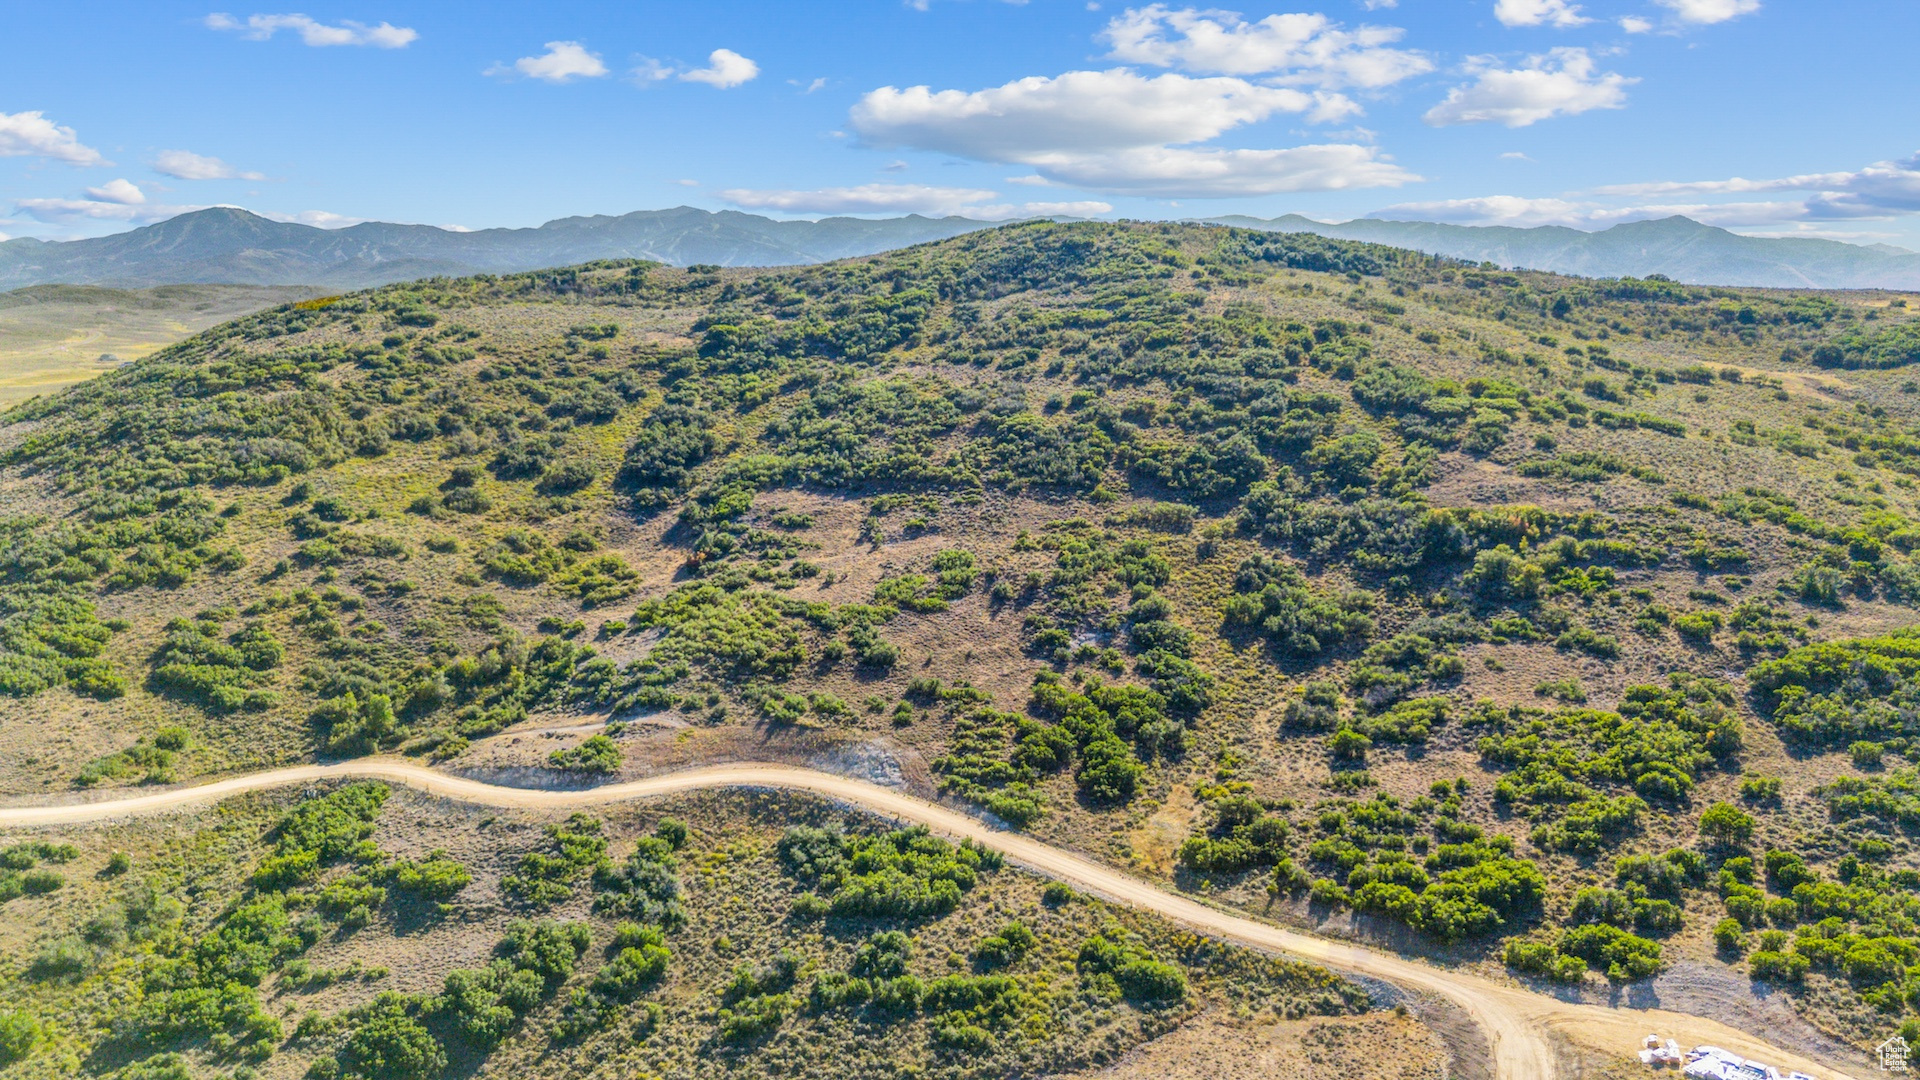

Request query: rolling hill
[{"left": 3, "top": 221, "right": 1919, "bottom": 1079}]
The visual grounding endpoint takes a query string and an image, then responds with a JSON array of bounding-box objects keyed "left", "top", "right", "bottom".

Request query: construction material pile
[{"left": 1637, "top": 1037, "right": 1816, "bottom": 1080}]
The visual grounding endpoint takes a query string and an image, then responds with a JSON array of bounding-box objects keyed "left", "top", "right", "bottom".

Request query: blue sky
[{"left": 4, "top": 0, "right": 1918, "bottom": 247}]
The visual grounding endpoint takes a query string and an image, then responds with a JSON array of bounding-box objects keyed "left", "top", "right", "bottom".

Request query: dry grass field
[{"left": 0, "top": 284, "right": 324, "bottom": 404}]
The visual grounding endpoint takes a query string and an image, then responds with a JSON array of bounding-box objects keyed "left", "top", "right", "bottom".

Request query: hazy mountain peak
[{"left": 6, "top": 207, "right": 1919, "bottom": 292}]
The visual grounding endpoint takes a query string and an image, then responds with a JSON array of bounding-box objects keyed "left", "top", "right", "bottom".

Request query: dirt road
[{"left": 0, "top": 760, "right": 1867, "bottom": 1080}]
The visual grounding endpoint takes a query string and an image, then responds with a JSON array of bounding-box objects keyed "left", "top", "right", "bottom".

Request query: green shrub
[
  {"left": 1558, "top": 923, "right": 1663, "bottom": 981},
  {"left": 0, "top": 1011, "right": 39, "bottom": 1064},
  {"left": 1076, "top": 932, "right": 1185, "bottom": 1004},
  {"left": 972, "top": 921, "right": 1036, "bottom": 968},
  {"left": 497, "top": 919, "right": 592, "bottom": 984},
  {"left": 549, "top": 734, "right": 622, "bottom": 774},
  {"left": 339, "top": 994, "right": 445, "bottom": 1080}
]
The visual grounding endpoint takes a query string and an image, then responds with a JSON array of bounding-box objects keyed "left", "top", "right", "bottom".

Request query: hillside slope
[{"left": 4, "top": 222, "right": 1920, "bottom": 1076}]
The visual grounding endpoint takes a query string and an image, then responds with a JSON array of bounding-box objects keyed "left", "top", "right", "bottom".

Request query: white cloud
[
  {"left": 851, "top": 67, "right": 1414, "bottom": 197},
  {"left": 84, "top": 179, "right": 147, "bottom": 205},
  {"left": 153, "top": 149, "right": 265, "bottom": 181},
  {"left": 1619, "top": 16, "right": 1653, "bottom": 32},
  {"left": 996, "top": 200, "right": 1113, "bottom": 217},
  {"left": 1500, "top": 151, "right": 1533, "bottom": 160},
  {"left": 681, "top": 49, "right": 759, "bottom": 89},
  {"left": 0, "top": 110, "right": 106, "bottom": 166},
  {"left": 256, "top": 208, "right": 368, "bottom": 228},
  {"left": 630, "top": 58, "right": 674, "bottom": 84},
  {"left": 204, "top": 13, "right": 416, "bottom": 48},
  {"left": 1654, "top": 0, "right": 1760, "bottom": 24},
  {"left": 1374, "top": 194, "right": 1809, "bottom": 229},
  {"left": 719, "top": 183, "right": 1001, "bottom": 216},
  {"left": 1593, "top": 172, "right": 1853, "bottom": 197},
  {"left": 1493, "top": 0, "right": 1590, "bottom": 28},
  {"left": 670, "top": 178, "right": 701, "bottom": 187},
  {"left": 492, "top": 41, "right": 608, "bottom": 83},
  {"left": 1098, "top": 5, "right": 1431, "bottom": 88},
  {"left": 1423, "top": 48, "right": 1634, "bottom": 127},
  {"left": 719, "top": 183, "right": 1112, "bottom": 220},
  {"left": 16, "top": 197, "right": 159, "bottom": 223},
  {"left": 16, "top": 187, "right": 201, "bottom": 224},
  {"left": 856, "top": 69, "right": 1345, "bottom": 159},
  {"left": 1375, "top": 153, "right": 1920, "bottom": 235},
  {"left": 1032, "top": 144, "right": 1416, "bottom": 196},
  {"left": 1377, "top": 195, "right": 1595, "bottom": 227},
  {"left": 1595, "top": 152, "right": 1920, "bottom": 220}
]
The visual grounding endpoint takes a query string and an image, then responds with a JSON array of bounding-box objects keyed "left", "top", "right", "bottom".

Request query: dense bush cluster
[
  {"left": 1221, "top": 554, "right": 1374, "bottom": 657},
  {"left": 1475, "top": 675, "right": 1740, "bottom": 851},
  {"left": 1750, "top": 631, "right": 1920, "bottom": 745},
  {"left": 778, "top": 824, "right": 1003, "bottom": 920}
]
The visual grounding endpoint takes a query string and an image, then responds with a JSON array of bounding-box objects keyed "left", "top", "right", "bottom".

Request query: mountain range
[
  {"left": 3, "top": 205, "right": 1918, "bottom": 292},
  {"left": 1203, "top": 214, "right": 1920, "bottom": 291},
  {"left": 0, "top": 206, "right": 995, "bottom": 291}
]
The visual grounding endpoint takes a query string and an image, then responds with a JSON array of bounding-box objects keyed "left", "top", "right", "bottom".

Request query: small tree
[{"left": 1698, "top": 802, "right": 1754, "bottom": 849}]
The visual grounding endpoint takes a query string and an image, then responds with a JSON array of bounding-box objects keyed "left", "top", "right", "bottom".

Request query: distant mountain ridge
[
  {"left": 4, "top": 205, "right": 1918, "bottom": 292},
  {"left": 0, "top": 207, "right": 999, "bottom": 290},
  {"left": 1201, "top": 214, "right": 1920, "bottom": 291}
]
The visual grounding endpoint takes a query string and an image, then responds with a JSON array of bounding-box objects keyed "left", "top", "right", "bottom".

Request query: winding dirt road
[{"left": 0, "top": 760, "right": 1866, "bottom": 1080}]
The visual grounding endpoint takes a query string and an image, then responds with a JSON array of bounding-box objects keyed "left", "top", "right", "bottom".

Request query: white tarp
[{"left": 1679, "top": 1043, "right": 1811, "bottom": 1080}]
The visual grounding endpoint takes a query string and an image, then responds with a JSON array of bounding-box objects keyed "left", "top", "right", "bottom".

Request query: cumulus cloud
[
  {"left": 1022, "top": 144, "right": 1416, "bottom": 197},
  {"left": 84, "top": 179, "right": 147, "bottom": 205},
  {"left": 1375, "top": 153, "right": 1920, "bottom": 233},
  {"left": 1374, "top": 194, "right": 1809, "bottom": 229},
  {"left": 153, "top": 149, "right": 265, "bottom": 181},
  {"left": 1594, "top": 152, "right": 1920, "bottom": 220},
  {"left": 491, "top": 41, "right": 608, "bottom": 83},
  {"left": 855, "top": 69, "right": 1349, "bottom": 158},
  {"left": 995, "top": 200, "right": 1114, "bottom": 218},
  {"left": 0, "top": 110, "right": 107, "bottom": 166},
  {"left": 204, "top": 13, "right": 417, "bottom": 47},
  {"left": 1098, "top": 5, "right": 1431, "bottom": 88},
  {"left": 1493, "top": 0, "right": 1590, "bottom": 28},
  {"left": 1619, "top": 16, "right": 1654, "bottom": 32},
  {"left": 1654, "top": 0, "right": 1760, "bottom": 24},
  {"left": 681, "top": 49, "right": 759, "bottom": 88},
  {"left": 718, "top": 183, "right": 1111, "bottom": 219},
  {"left": 17, "top": 180, "right": 200, "bottom": 224},
  {"left": 1376, "top": 195, "right": 1593, "bottom": 227},
  {"left": 719, "top": 183, "right": 1000, "bottom": 215},
  {"left": 850, "top": 68, "right": 1415, "bottom": 197},
  {"left": 1423, "top": 48, "right": 1634, "bottom": 127}
]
